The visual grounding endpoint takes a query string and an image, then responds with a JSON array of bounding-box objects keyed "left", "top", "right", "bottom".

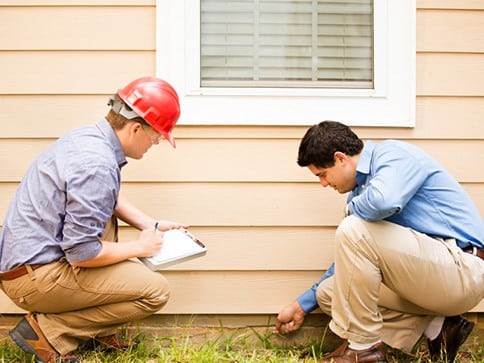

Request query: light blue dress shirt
[
  {"left": 0, "top": 119, "right": 127, "bottom": 271},
  {"left": 297, "top": 140, "right": 484, "bottom": 312}
]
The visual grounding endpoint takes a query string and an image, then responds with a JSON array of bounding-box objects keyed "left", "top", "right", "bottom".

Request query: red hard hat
[{"left": 117, "top": 77, "right": 180, "bottom": 147}]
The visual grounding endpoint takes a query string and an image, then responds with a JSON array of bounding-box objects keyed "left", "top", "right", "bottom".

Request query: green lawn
[{"left": 0, "top": 326, "right": 482, "bottom": 363}]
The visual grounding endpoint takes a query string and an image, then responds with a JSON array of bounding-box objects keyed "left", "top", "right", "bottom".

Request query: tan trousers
[
  {"left": 1, "top": 217, "right": 170, "bottom": 355},
  {"left": 316, "top": 216, "right": 484, "bottom": 353}
]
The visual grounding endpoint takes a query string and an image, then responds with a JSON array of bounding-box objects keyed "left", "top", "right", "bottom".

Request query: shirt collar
[
  {"left": 355, "top": 140, "right": 375, "bottom": 185},
  {"left": 97, "top": 118, "right": 128, "bottom": 168}
]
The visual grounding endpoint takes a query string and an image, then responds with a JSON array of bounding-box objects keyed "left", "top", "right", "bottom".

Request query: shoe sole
[{"left": 9, "top": 328, "right": 47, "bottom": 363}]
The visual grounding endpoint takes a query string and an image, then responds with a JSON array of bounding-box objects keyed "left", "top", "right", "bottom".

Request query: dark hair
[{"left": 297, "top": 121, "right": 363, "bottom": 168}]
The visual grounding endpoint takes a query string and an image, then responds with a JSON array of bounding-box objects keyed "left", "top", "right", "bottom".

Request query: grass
[{"left": 0, "top": 324, "right": 482, "bottom": 363}]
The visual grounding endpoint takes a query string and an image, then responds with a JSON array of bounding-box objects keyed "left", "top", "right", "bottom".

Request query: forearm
[
  {"left": 70, "top": 241, "right": 144, "bottom": 268},
  {"left": 296, "top": 262, "right": 335, "bottom": 312},
  {"left": 348, "top": 150, "right": 427, "bottom": 221}
]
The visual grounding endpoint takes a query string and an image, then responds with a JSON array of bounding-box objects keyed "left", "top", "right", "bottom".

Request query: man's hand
[
  {"left": 137, "top": 228, "right": 164, "bottom": 258},
  {"left": 274, "top": 301, "right": 306, "bottom": 334},
  {"left": 154, "top": 219, "right": 189, "bottom": 232}
]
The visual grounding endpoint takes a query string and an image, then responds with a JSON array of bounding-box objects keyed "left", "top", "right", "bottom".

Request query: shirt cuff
[
  {"left": 297, "top": 289, "right": 319, "bottom": 313},
  {"left": 296, "top": 262, "right": 335, "bottom": 313}
]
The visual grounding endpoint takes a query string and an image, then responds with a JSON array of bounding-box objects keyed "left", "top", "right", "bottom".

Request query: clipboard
[{"left": 139, "top": 228, "right": 207, "bottom": 270}]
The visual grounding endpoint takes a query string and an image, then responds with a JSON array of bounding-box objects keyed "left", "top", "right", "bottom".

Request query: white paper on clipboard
[{"left": 139, "top": 228, "right": 207, "bottom": 270}]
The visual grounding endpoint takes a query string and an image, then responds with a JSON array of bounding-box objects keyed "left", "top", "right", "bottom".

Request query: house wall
[{"left": 0, "top": 0, "right": 482, "bottom": 321}]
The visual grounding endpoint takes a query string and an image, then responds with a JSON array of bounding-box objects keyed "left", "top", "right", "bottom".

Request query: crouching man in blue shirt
[
  {"left": 275, "top": 121, "right": 484, "bottom": 363},
  {"left": 0, "top": 77, "right": 187, "bottom": 363}
]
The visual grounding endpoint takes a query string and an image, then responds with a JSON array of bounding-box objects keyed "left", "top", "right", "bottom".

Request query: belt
[
  {"left": 0, "top": 264, "right": 44, "bottom": 281},
  {"left": 463, "top": 246, "right": 484, "bottom": 260}
]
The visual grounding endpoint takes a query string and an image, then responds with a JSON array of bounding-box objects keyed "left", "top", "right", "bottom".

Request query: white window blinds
[{"left": 200, "top": 0, "right": 374, "bottom": 89}]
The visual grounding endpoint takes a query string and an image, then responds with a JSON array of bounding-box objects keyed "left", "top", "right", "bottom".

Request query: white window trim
[{"left": 156, "top": 0, "right": 416, "bottom": 127}]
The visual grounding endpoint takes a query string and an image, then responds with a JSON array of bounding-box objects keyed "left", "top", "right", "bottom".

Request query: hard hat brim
[{"left": 164, "top": 132, "right": 176, "bottom": 148}]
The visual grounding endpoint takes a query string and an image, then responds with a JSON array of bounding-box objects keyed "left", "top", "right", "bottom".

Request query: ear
[
  {"left": 334, "top": 151, "right": 348, "bottom": 164},
  {"left": 129, "top": 121, "right": 143, "bottom": 135}
]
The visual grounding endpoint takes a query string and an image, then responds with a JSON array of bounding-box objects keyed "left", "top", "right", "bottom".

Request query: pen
[{"left": 154, "top": 221, "right": 159, "bottom": 231}]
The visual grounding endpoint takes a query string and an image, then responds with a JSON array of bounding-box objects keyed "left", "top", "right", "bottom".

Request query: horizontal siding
[
  {"left": 418, "top": 0, "right": 484, "bottom": 10},
  {"left": 0, "top": 182, "right": 347, "bottom": 227},
  {"left": 2, "top": 53, "right": 484, "bottom": 96},
  {"left": 1, "top": 96, "right": 484, "bottom": 139},
  {"left": 1, "top": 271, "right": 482, "bottom": 314},
  {"left": 122, "top": 139, "right": 484, "bottom": 183},
  {"left": 1, "top": 183, "right": 483, "bottom": 228},
  {"left": 0, "top": 6, "right": 154, "bottom": 50},
  {"left": 0, "top": 95, "right": 110, "bottom": 137},
  {"left": 1, "top": 139, "right": 483, "bottom": 182},
  {"left": 0, "top": 1, "right": 155, "bottom": 5},
  {"left": 0, "top": 51, "right": 155, "bottom": 94},
  {"left": 417, "top": 54, "right": 484, "bottom": 96},
  {"left": 118, "top": 226, "right": 337, "bottom": 271},
  {"left": 417, "top": 9, "right": 484, "bottom": 52}
]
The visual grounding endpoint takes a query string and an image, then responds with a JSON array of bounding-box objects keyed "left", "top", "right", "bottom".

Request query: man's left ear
[
  {"left": 130, "top": 121, "right": 143, "bottom": 134},
  {"left": 334, "top": 151, "right": 347, "bottom": 163}
]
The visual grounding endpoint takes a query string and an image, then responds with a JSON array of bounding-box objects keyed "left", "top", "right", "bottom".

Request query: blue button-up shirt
[
  {"left": 297, "top": 140, "right": 484, "bottom": 312},
  {"left": 0, "top": 119, "right": 127, "bottom": 270}
]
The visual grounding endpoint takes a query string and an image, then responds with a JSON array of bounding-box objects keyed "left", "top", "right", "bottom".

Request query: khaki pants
[
  {"left": 316, "top": 216, "right": 484, "bottom": 353},
  {"left": 1, "top": 218, "right": 170, "bottom": 355}
]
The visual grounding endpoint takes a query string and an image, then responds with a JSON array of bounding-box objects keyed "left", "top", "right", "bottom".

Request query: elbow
[
  {"left": 67, "top": 251, "right": 102, "bottom": 268},
  {"left": 372, "top": 199, "right": 401, "bottom": 216},
  {"left": 355, "top": 197, "right": 401, "bottom": 221},
  {"left": 70, "top": 259, "right": 90, "bottom": 268}
]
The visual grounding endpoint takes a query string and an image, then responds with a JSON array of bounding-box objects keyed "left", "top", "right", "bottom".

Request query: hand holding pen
[
  {"left": 153, "top": 219, "right": 189, "bottom": 232},
  {"left": 136, "top": 222, "right": 164, "bottom": 258}
]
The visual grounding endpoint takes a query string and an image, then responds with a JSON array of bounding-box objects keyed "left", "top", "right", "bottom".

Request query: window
[
  {"left": 200, "top": 0, "right": 374, "bottom": 90},
  {"left": 156, "top": 0, "right": 416, "bottom": 126}
]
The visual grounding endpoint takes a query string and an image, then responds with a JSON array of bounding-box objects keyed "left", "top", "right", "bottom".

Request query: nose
[{"left": 319, "top": 177, "right": 329, "bottom": 187}]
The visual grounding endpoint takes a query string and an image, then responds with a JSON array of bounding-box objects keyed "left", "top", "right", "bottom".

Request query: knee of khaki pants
[{"left": 150, "top": 275, "right": 171, "bottom": 312}]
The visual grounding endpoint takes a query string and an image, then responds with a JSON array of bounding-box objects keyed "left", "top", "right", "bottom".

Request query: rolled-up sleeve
[{"left": 62, "top": 162, "right": 120, "bottom": 262}]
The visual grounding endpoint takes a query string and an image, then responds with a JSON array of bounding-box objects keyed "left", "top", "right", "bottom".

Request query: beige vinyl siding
[
  {"left": 2, "top": 96, "right": 484, "bottom": 139},
  {"left": 0, "top": 0, "right": 483, "bottom": 319},
  {"left": 2, "top": 139, "right": 484, "bottom": 182}
]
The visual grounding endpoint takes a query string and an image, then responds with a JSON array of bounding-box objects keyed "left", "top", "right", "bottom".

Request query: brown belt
[
  {"left": 0, "top": 264, "right": 44, "bottom": 281},
  {"left": 463, "top": 246, "right": 484, "bottom": 260}
]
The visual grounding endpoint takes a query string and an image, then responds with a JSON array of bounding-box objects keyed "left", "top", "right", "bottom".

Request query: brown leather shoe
[
  {"left": 427, "top": 315, "right": 474, "bottom": 363},
  {"left": 9, "top": 313, "right": 78, "bottom": 363},
  {"left": 85, "top": 334, "right": 138, "bottom": 351},
  {"left": 320, "top": 341, "right": 387, "bottom": 363}
]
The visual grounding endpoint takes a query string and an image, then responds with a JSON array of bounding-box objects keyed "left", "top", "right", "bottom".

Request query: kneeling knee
[
  {"left": 316, "top": 281, "right": 332, "bottom": 314},
  {"left": 146, "top": 275, "right": 171, "bottom": 312},
  {"left": 335, "top": 215, "right": 366, "bottom": 246}
]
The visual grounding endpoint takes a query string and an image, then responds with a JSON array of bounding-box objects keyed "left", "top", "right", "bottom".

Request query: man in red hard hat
[
  {"left": 0, "top": 77, "right": 185, "bottom": 362},
  {"left": 114, "top": 76, "right": 180, "bottom": 148}
]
